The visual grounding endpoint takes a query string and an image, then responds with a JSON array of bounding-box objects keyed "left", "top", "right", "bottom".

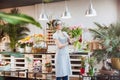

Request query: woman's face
[{"left": 56, "top": 21, "right": 62, "bottom": 30}]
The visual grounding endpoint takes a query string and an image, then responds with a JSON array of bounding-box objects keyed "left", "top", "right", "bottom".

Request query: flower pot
[
  {"left": 111, "top": 58, "right": 120, "bottom": 70},
  {"left": 25, "top": 46, "right": 32, "bottom": 53},
  {"left": 46, "top": 67, "right": 52, "bottom": 73},
  {"left": 18, "top": 48, "right": 24, "bottom": 53}
]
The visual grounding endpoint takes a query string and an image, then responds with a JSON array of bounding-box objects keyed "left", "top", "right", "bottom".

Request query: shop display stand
[{"left": 0, "top": 52, "right": 88, "bottom": 80}]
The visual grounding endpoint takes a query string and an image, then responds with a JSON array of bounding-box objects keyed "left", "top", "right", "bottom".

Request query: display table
[{"left": 0, "top": 51, "right": 89, "bottom": 79}]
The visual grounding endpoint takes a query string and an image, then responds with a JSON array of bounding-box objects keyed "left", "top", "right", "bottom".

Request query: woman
[{"left": 52, "top": 19, "right": 72, "bottom": 80}]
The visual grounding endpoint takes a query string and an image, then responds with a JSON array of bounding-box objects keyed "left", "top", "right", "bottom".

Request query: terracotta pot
[
  {"left": 46, "top": 67, "right": 52, "bottom": 72},
  {"left": 111, "top": 58, "right": 120, "bottom": 70}
]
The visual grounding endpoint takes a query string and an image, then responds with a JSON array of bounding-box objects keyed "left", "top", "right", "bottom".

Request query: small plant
[
  {"left": 80, "top": 56, "right": 86, "bottom": 68},
  {"left": 18, "top": 42, "right": 26, "bottom": 48},
  {"left": 45, "top": 62, "right": 52, "bottom": 68},
  {"left": 25, "top": 41, "right": 33, "bottom": 47}
]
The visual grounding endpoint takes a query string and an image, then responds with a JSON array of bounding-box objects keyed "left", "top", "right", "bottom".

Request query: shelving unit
[
  {"left": 0, "top": 52, "right": 88, "bottom": 79},
  {"left": 46, "top": 28, "right": 55, "bottom": 45}
]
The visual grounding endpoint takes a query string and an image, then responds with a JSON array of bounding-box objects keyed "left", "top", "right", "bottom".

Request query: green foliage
[
  {"left": 89, "top": 22, "right": 120, "bottom": 62},
  {"left": 69, "top": 26, "right": 82, "bottom": 38},
  {"left": 88, "top": 57, "right": 96, "bottom": 67},
  {"left": 0, "top": 12, "right": 41, "bottom": 27},
  {"left": 17, "top": 42, "right": 26, "bottom": 48},
  {"left": 62, "top": 27, "right": 70, "bottom": 34},
  {"left": 44, "top": 0, "right": 53, "bottom": 3},
  {"left": 1, "top": 8, "right": 31, "bottom": 50},
  {"left": 0, "top": 8, "right": 42, "bottom": 51},
  {"left": 45, "top": 62, "right": 52, "bottom": 67}
]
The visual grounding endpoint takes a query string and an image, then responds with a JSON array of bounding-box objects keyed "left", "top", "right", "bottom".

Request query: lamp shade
[
  {"left": 85, "top": 2, "right": 97, "bottom": 17},
  {"left": 61, "top": 7, "right": 71, "bottom": 19},
  {"left": 39, "top": 12, "right": 48, "bottom": 20}
]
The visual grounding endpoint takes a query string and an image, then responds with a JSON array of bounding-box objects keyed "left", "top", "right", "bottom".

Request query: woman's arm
[{"left": 54, "top": 39, "right": 68, "bottom": 49}]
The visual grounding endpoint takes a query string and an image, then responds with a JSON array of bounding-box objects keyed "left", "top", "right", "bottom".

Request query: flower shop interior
[{"left": 0, "top": 0, "right": 120, "bottom": 80}]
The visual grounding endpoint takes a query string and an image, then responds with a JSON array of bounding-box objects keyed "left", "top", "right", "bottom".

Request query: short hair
[{"left": 52, "top": 19, "right": 62, "bottom": 27}]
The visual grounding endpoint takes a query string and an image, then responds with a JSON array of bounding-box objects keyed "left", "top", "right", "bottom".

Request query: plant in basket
[
  {"left": 45, "top": 62, "right": 52, "bottom": 72},
  {"left": 32, "top": 34, "right": 47, "bottom": 53}
]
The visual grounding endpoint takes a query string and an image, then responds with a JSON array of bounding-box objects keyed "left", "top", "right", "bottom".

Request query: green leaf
[{"left": 0, "top": 12, "right": 41, "bottom": 28}]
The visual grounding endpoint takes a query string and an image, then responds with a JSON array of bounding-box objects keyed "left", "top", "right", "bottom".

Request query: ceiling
[{"left": 0, "top": 0, "right": 64, "bottom": 9}]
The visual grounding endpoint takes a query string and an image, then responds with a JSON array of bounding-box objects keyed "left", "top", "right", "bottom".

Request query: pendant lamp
[
  {"left": 85, "top": 0, "right": 97, "bottom": 17},
  {"left": 61, "top": 0, "right": 71, "bottom": 19},
  {"left": 39, "top": 0, "right": 48, "bottom": 20}
]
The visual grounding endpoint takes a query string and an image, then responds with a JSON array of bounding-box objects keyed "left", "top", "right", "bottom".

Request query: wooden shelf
[
  {"left": 0, "top": 52, "right": 88, "bottom": 78},
  {"left": 46, "top": 28, "right": 55, "bottom": 45}
]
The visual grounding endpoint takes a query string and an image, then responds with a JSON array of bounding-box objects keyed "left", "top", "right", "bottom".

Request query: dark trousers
[{"left": 56, "top": 76, "right": 68, "bottom": 80}]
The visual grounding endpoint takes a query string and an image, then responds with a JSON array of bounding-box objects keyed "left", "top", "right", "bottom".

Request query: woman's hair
[{"left": 52, "top": 19, "right": 62, "bottom": 28}]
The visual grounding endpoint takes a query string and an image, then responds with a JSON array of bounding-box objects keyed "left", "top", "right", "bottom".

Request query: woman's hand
[
  {"left": 68, "top": 38, "right": 76, "bottom": 45},
  {"left": 54, "top": 39, "right": 68, "bottom": 49}
]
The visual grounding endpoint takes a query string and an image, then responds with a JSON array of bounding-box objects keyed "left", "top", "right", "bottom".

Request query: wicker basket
[
  {"left": 32, "top": 41, "right": 48, "bottom": 53},
  {"left": 32, "top": 48, "right": 47, "bottom": 53}
]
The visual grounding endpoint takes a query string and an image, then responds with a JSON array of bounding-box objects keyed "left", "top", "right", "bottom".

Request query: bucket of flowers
[
  {"left": 69, "top": 25, "right": 82, "bottom": 51},
  {"left": 32, "top": 34, "right": 48, "bottom": 53}
]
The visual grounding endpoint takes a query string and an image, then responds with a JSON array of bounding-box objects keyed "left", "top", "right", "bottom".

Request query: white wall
[{"left": 0, "top": 0, "right": 117, "bottom": 35}]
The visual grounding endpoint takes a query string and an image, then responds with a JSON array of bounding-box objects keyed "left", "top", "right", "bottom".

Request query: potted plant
[
  {"left": 0, "top": 8, "right": 41, "bottom": 52},
  {"left": 80, "top": 56, "right": 86, "bottom": 75},
  {"left": 89, "top": 22, "right": 120, "bottom": 70},
  {"left": 17, "top": 41, "right": 26, "bottom": 53},
  {"left": 45, "top": 62, "right": 52, "bottom": 72},
  {"left": 25, "top": 41, "right": 33, "bottom": 53}
]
